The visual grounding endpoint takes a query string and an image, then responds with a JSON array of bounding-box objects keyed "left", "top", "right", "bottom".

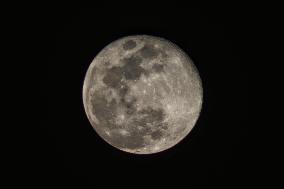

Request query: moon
[{"left": 83, "top": 35, "right": 203, "bottom": 154}]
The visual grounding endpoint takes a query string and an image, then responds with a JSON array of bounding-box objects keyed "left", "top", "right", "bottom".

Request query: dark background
[{"left": 33, "top": 3, "right": 252, "bottom": 187}]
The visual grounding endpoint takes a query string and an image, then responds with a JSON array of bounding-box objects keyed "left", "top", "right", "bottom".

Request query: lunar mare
[{"left": 83, "top": 35, "right": 202, "bottom": 154}]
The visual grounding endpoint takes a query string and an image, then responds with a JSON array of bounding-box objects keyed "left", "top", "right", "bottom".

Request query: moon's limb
[{"left": 83, "top": 35, "right": 203, "bottom": 154}]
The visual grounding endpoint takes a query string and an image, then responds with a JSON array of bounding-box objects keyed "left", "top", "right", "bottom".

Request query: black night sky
[{"left": 32, "top": 3, "right": 253, "bottom": 187}]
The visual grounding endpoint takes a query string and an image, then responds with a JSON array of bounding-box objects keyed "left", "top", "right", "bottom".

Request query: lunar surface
[{"left": 83, "top": 35, "right": 202, "bottom": 154}]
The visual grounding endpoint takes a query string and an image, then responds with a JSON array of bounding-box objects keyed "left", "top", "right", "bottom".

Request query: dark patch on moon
[
  {"left": 122, "top": 55, "right": 145, "bottom": 80},
  {"left": 138, "top": 107, "right": 165, "bottom": 124},
  {"left": 151, "top": 130, "right": 163, "bottom": 140},
  {"left": 152, "top": 63, "right": 164, "bottom": 72},
  {"left": 102, "top": 67, "right": 124, "bottom": 88},
  {"left": 123, "top": 55, "right": 142, "bottom": 65},
  {"left": 103, "top": 55, "right": 146, "bottom": 85},
  {"left": 122, "top": 40, "right": 136, "bottom": 50},
  {"left": 123, "top": 65, "right": 145, "bottom": 80},
  {"left": 139, "top": 44, "right": 159, "bottom": 59},
  {"left": 91, "top": 93, "right": 117, "bottom": 129}
]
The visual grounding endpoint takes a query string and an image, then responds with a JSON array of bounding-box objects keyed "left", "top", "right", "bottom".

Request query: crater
[{"left": 122, "top": 40, "right": 137, "bottom": 50}]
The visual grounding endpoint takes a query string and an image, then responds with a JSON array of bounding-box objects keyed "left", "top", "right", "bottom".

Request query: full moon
[{"left": 83, "top": 35, "right": 203, "bottom": 154}]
